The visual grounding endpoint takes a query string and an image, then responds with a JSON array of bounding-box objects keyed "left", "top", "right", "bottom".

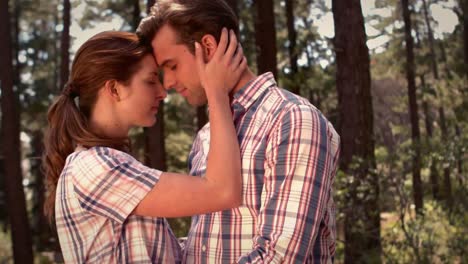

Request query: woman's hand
[{"left": 195, "top": 27, "right": 247, "bottom": 99}]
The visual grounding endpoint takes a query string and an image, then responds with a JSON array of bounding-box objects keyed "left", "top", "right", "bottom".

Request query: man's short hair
[{"left": 137, "top": 0, "right": 239, "bottom": 54}]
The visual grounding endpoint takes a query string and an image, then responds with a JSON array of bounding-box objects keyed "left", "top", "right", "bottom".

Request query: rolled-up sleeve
[{"left": 72, "top": 147, "right": 161, "bottom": 223}]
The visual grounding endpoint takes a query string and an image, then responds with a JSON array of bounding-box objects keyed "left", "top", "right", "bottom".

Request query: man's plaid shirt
[{"left": 183, "top": 72, "right": 340, "bottom": 263}]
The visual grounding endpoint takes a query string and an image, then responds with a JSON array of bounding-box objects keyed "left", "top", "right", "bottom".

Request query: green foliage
[
  {"left": 166, "top": 131, "right": 193, "bottom": 174},
  {"left": 382, "top": 201, "right": 467, "bottom": 264},
  {"left": 0, "top": 231, "right": 12, "bottom": 263},
  {"left": 1, "top": 0, "right": 466, "bottom": 261}
]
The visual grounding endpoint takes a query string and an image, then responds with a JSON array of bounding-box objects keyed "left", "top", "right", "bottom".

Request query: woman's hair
[
  {"left": 43, "top": 31, "right": 152, "bottom": 221},
  {"left": 136, "top": 0, "right": 239, "bottom": 54}
]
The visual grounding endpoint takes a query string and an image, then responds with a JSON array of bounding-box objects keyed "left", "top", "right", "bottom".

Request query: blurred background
[{"left": 0, "top": 0, "right": 466, "bottom": 263}]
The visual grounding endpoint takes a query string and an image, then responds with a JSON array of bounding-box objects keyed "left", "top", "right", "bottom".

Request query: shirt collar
[{"left": 231, "top": 72, "right": 276, "bottom": 120}]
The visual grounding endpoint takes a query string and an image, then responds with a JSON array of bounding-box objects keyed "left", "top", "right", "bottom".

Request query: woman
[{"left": 43, "top": 29, "right": 246, "bottom": 263}]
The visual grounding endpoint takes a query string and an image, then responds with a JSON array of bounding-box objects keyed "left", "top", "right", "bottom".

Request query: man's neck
[{"left": 231, "top": 68, "right": 257, "bottom": 95}]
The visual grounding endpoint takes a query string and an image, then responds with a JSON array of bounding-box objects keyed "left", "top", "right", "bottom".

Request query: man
[{"left": 137, "top": 0, "right": 340, "bottom": 263}]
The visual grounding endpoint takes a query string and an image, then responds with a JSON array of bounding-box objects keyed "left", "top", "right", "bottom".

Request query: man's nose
[{"left": 163, "top": 72, "right": 175, "bottom": 91}]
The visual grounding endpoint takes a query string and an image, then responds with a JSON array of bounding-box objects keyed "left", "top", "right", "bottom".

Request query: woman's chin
[{"left": 135, "top": 118, "right": 157, "bottom": 128}]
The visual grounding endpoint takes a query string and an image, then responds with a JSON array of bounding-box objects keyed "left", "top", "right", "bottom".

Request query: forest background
[{"left": 0, "top": 0, "right": 466, "bottom": 263}]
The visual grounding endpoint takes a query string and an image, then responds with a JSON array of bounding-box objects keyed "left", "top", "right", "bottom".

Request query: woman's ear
[
  {"left": 200, "top": 34, "right": 218, "bottom": 62},
  {"left": 104, "top": 80, "right": 121, "bottom": 102}
]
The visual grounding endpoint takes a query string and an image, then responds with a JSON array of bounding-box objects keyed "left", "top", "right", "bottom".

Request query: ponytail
[{"left": 43, "top": 85, "right": 129, "bottom": 222}]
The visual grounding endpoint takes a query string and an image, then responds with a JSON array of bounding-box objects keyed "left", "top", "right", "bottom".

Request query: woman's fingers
[
  {"left": 213, "top": 28, "right": 229, "bottom": 60},
  {"left": 234, "top": 56, "right": 247, "bottom": 77},
  {"left": 231, "top": 44, "right": 243, "bottom": 68},
  {"left": 194, "top": 42, "right": 205, "bottom": 74},
  {"left": 224, "top": 30, "right": 238, "bottom": 63}
]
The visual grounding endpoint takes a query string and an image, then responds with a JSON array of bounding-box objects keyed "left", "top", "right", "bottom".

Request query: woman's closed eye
[{"left": 145, "top": 78, "right": 159, "bottom": 86}]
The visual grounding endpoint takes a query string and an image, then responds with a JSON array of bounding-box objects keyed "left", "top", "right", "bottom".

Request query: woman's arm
[{"left": 134, "top": 28, "right": 246, "bottom": 217}]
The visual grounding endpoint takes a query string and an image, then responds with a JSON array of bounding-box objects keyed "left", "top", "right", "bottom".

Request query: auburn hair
[{"left": 43, "top": 31, "right": 152, "bottom": 221}]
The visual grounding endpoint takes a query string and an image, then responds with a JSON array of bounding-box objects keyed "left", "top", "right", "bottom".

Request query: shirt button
[{"left": 202, "top": 245, "right": 206, "bottom": 252}]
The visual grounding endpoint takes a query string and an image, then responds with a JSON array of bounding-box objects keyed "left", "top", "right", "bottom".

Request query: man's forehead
[{"left": 151, "top": 30, "right": 177, "bottom": 65}]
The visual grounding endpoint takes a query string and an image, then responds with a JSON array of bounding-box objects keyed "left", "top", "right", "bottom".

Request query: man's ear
[
  {"left": 104, "top": 80, "right": 121, "bottom": 102},
  {"left": 200, "top": 34, "right": 218, "bottom": 62}
]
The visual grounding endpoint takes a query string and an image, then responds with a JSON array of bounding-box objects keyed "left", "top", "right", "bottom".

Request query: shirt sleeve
[
  {"left": 237, "top": 105, "right": 340, "bottom": 263},
  {"left": 72, "top": 147, "right": 161, "bottom": 223}
]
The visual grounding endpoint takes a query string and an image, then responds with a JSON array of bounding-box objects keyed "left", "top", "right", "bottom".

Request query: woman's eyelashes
[{"left": 145, "top": 78, "right": 158, "bottom": 86}]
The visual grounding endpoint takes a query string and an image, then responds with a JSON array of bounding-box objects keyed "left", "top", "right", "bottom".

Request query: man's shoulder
[{"left": 261, "top": 86, "right": 324, "bottom": 121}]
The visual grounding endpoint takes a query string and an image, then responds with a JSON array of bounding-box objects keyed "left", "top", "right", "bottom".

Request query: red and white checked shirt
[
  {"left": 183, "top": 72, "right": 340, "bottom": 263},
  {"left": 55, "top": 146, "right": 182, "bottom": 263}
]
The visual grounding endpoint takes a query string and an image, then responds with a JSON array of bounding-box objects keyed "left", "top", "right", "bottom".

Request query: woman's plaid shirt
[
  {"left": 55, "top": 146, "right": 182, "bottom": 263},
  {"left": 183, "top": 72, "right": 340, "bottom": 263}
]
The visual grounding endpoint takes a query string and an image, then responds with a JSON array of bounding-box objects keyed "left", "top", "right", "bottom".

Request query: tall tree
[
  {"left": 29, "top": 130, "right": 49, "bottom": 250},
  {"left": 421, "top": 0, "right": 438, "bottom": 79},
  {"left": 148, "top": 0, "right": 155, "bottom": 11},
  {"left": 413, "top": 14, "right": 439, "bottom": 200},
  {"left": 439, "top": 106, "right": 453, "bottom": 205},
  {"left": 462, "top": 0, "right": 468, "bottom": 77},
  {"left": 145, "top": 0, "right": 167, "bottom": 170},
  {"left": 285, "top": 0, "right": 299, "bottom": 95},
  {"left": 226, "top": 0, "right": 238, "bottom": 17},
  {"left": 196, "top": 106, "right": 208, "bottom": 131},
  {"left": 12, "top": 0, "right": 22, "bottom": 89},
  {"left": 420, "top": 75, "right": 440, "bottom": 200},
  {"left": 254, "top": 0, "right": 278, "bottom": 78},
  {"left": 0, "top": 0, "right": 34, "bottom": 262},
  {"left": 421, "top": 0, "right": 452, "bottom": 207},
  {"left": 458, "top": 0, "right": 467, "bottom": 184},
  {"left": 401, "top": 0, "right": 423, "bottom": 214},
  {"left": 60, "top": 0, "right": 71, "bottom": 90},
  {"left": 332, "top": 0, "right": 381, "bottom": 262},
  {"left": 130, "top": 0, "right": 141, "bottom": 31}
]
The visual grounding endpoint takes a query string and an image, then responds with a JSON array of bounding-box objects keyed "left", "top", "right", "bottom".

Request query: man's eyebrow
[{"left": 158, "top": 58, "right": 173, "bottom": 68}]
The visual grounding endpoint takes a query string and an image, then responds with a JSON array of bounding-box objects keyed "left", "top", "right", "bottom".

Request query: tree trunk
[
  {"left": 147, "top": 0, "right": 155, "bottom": 13},
  {"left": 197, "top": 105, "right": 208, "bottom": 131},
  {"left": 0, "top": 0, "right": 34, "bottom": 262},
  {"left": 422, "top": 0, "right": 453, "bottom": 208},
  {"left": 401, "top": 0, "right": 423, "bottom": 214},
  {"left": 144, "top": 106, "right": 167, "bottom": 170},
  {"left": 60, "top": 0, "right": 71, "bottom": 90},
  {"left": 0, "top": 156, "right": 7, "bottom": 232},
  {"left": 254, "top": 0, "right": 278, "bottom": 78},
  {"left": 332, "top": 0, "right": 381, "bottom": 262},
  {"left": 455, "top": 124, "right": 464, "bottom": 185},
  {"left": 54, "top": 12, "right": 60, "bottom": 91},
  {"left": 439, "top": 107, "right": 453, "bottom": 207},
  {"left": 30, "top": 130, "right": 50, "bottom": 251},
  {"left": 462, "top": 0, "right": 468, "bottom": 77},
  {"left": 420, "top": 75, "right": 440, "bottom": 200},
  {"left": 422, "top": 0, "right": 439, "bottom": 79},
  {"left": 12, "top": 1, "right": 22, "bottom": 89},
  {"left": 144, "top": 0, "right": 167, "bottom": 171},
  {"left": 438, "top": 41, "right": 453, "bottom": 79},
  {"left": 286, "top": 0, "right": 299, "bottom": 95},
  {"left": 226, "top": 0, "right": 238, "bottom": 17},
  {"left": 131, "top": 0, "right": 141, "bottom": 31}
]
